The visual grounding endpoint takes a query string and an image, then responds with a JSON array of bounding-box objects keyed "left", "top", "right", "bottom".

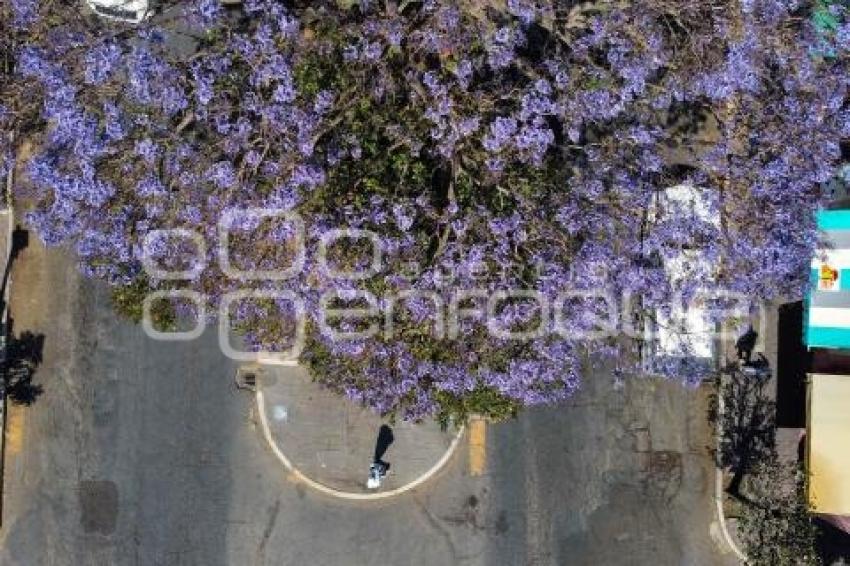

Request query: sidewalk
[
  {"left": 252, "top": 364, "right": 462, "bottom": 498},
  {"left": 715, "top": 302, "right": 784, "bottom": 561},
  {"left": 0, "top": 207, "right": 12, "bottom": 526}
]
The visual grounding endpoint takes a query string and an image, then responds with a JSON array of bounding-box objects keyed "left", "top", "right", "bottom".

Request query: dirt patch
[{"left": 644, "top": 451, "right": 684, "bottom": 501}]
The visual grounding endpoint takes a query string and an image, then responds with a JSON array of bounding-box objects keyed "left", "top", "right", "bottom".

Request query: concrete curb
[
  {"left": 0, "top": 148, "right": 15, "bottom": 527},
  {"left": 255, "top": 356, "right": 298, "bottom": 367},
  {"left": 256, "top": 389, "right": 465, "bottom": 501},
  {"left": 714, "top": 372, "right": 747, "bottom": 563}
]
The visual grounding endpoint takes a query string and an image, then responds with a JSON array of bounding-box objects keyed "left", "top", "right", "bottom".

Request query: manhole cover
[{"left": 79, "top": 480, "right": 119, "bottom": 535}]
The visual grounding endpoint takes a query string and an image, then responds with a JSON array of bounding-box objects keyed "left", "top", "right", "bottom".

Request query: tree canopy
[
  {"left": 737, "top": 460, "right": 821, "bottom": 566},
  {"left": 2, "top": 0, "right": 849, "bottom": 420}
]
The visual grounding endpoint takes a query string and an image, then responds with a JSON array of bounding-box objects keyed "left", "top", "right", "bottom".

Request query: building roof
[
  {"left": 806, "top": 210, "right": 850, "bottom": 348},
  {"left": 807, "top": 373, "right": 850, "bottom": 515}
]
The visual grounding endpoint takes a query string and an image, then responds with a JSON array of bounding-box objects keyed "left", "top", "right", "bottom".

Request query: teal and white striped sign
[{"left": 807, "top": 210, "right": 850, "bottom": 348}]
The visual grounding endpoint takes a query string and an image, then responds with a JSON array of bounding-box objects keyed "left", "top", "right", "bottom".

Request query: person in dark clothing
[
  {"left": 367, "top": 425, "right": 394, "bottom": 489},
  {"left": 742, "top": 352, "right": 770, "bottom": 378},
  {"left": 735, "top": 326, "right": 758, "bottom": 363},
  {"left": 743, "top": 352, "right": 769, "bottom": 370},
  {"left": 373, "top": 425, "right": 394, "bottom": 466}
]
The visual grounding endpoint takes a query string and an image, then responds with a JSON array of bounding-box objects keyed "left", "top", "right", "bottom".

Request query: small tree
[{"left": 738, "top": 459, "right": 821, "bottom": 566}]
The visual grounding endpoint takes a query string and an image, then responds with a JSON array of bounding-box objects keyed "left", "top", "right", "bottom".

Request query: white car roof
[
  {"left": 647, "top": 184, "right": 721, "bottom": 362},
  {"left": 649, "top": 184, "right": 720, "bottom": 227},
  {"left": 85, "top": 0, "right": 150, "bottom": 22}
]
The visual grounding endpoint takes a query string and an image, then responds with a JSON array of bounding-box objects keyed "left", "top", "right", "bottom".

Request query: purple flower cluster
[
  {"left": 487, "top": 26, "right": 525, "bottom": 69},
  {"left": 127, "top": 46, "right": 187, "bottom": 116},
  {"left": 0, "top": 106, "right": 11, "bottom": 182},
  {"left": 483, "top": 81, "right": 556, "bottom": 166},
  {"left": 506, "top": 0, "right": 540, "bottom": 25},
  {"left": 185, "top": 0, "right": 222, "bottom": 29},
  {"left": 84, "top": 42, "right": 123, "bottom": 85},
  {"left": 10, "top": 0, "right": 38, "bottom": 29}
]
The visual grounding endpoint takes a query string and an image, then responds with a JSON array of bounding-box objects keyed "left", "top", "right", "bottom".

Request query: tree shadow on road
[
  {"left": 712, "top": 367, "right": 777, "bottom": 499},
  {"left": 0, "top": 227, "right": 44, "bottom": 405},
  {"left": 814, "top": 515, "right": 850, "bottom": 564},
  {"left": 3, "top": 320, "right": 45, "bottom": 406}
]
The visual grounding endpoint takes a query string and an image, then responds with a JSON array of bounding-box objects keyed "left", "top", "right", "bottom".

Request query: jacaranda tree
[{"left": 2, "top": 0, "right": 848, "bottom": 421}]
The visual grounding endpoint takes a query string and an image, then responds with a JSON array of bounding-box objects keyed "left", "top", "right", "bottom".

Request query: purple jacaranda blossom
[
  {"left": 191, "top": 0, "right": 222, "bottom": 27},
  {"left": 487, "top": 27, "right": 524, "bottom": 69},
  {"left": 160, "top": 85, "right": 189, "bottom": 116},
  {"left": 17, "top": 47, "right": 61, "bottom": 86},
  {"left": 205, "top": 161, "right": 236, "bottom": 189},
  {"left": 343, "top": 45, "right": 359, "bottom": 62},
  {"left": 363, "top": 42, "right": 383, "bottom": 61},
  {"left": 192, "top": 65, "right": 215, "bottom": 106},
  {"left": 392, "top": 204, "right": 414, "bottom": 232},
  {"left": 519, "top": 90, "right": 557, "bottom": 120},
  {"left": 386, "top": 21, "right": 405, "bottom": 47},
  {"left": 482, "top": 117, "right": 518, "bottom": 152},
  {"left": 8, "top": 0, "right": 849, "bottom": 422},
  {"left": 453, "top": 59, "right": 474, "bottom": 89},
  {"left": 11, "top": 0, "right": 38, "bottom": 28},
  {"left": 136, "top": 176, "right": 167, "bottom": 198},
  {"left": 486, "top": 157, "right": 504, "bottom": 172},
  {"left": 101, "top": 102, "right": 125, "bottom": 142},
  {"left": 289, "top": 165, "right": 325, "bottom": 189},
  {"left": 134, "top": 139, "right": 159, "bottom": 164},
  {"left": 507, "top": 0, "right": 538, "bottom": 25},
  {"left": 84, "top": 43, "right": 123, "bottom": 85},
  {"left": 515, "top": 122, "right": 555, "bottom": 164},
  {"left": 313, "top": 90, "right": 334, "bottom": 114},
  {"left": 422, "top": 71, "right": 446, "bottom": 97}
]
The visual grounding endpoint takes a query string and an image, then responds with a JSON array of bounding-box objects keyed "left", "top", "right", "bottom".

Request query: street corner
[{"left": 252, "top": 363, "right": 465, "bottom": 501}]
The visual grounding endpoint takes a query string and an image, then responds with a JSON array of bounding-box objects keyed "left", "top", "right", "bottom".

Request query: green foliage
[
  {"left": 303, "top": 330, "right": 519, "bottom": 427},
  {"left": 110, "top": 277, "right": 176, "bottom": 332},
  {"left": 737, "top": 460, "right": 821, "bottom": 566},
  {"left": 293, "top": 57, "right": 327, "bottom": 98},
  {"left": 306, "top": 93, "right": 436, "bottom": 213},
  {"left": 434, "top": 386, "right": 520, "bottom": 429}
]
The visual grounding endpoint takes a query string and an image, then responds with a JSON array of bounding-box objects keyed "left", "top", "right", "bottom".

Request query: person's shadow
[{"left": 373, "top": 425, "right": 394, "bottom": 471}]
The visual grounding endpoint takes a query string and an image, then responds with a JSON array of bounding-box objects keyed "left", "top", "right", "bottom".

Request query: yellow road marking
[
  {"left": 468, "top": 418, "right": 486, "bottom": 476},
  {"left": 287, "top": 471, "right": 302, "bottom": 484},
  {"left": 5, "top": 407, "right": 25, "bottom": 455}
]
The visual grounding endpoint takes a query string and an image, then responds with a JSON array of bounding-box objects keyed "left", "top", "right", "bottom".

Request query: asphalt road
[{"left": 0, "top": 234, "right": 737, "bottom": 566}]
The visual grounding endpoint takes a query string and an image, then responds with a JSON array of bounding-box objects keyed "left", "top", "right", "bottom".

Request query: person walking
[{"left": 367, "top": 425, "right": 394, "bottom": 489}]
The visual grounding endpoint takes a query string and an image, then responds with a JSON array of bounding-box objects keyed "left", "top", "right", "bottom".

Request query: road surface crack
[{"left": 254, "top": 497, "right": 281, "bottom": 566}]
